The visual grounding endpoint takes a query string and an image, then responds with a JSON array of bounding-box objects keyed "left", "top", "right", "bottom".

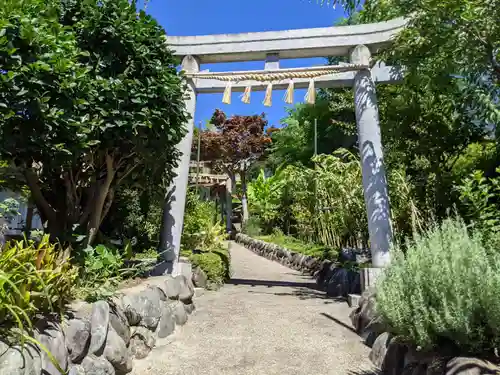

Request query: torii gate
[{"left": 160, "top": 18, "right": 406, "bottom": 281}]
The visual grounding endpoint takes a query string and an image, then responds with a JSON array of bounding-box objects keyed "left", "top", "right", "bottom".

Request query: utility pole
[{"left": 196, "top": 121, "right": 201, "bottom": 191}]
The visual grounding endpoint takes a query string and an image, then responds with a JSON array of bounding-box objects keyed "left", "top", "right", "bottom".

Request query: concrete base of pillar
[
  {"left": 149, "top": 257, "right": 193, "bottom": 279},
  {"left": 360, "top": 267, "right": 384, "bottom": 292},
  {"left": 176, "top": 257, "right": 193, "bottom": 279},
  {"left": 348, "top": 294, "right": 361, "bottom": 308}
]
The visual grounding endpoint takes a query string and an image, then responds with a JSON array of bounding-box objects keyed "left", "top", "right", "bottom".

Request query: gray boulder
[
  {"left": 35, "top": 321, "right": 68, "bottom": 375},
  {"left": 445, "top": 357, "right": 500, "bottom": 375},
  {"left": 108, "top": 301, "right": 130, "bottom": 346},
  {"left": 71, "top": 302, "right": 93, "bottom": 322},
  {"left": 0, "top": 341, "right": 41, "bottom": 375},
  {"left": 81, "top": 355, "right": 115, "bottom": 375},
  {"left": 89, "top": 301, "right": 110, "bottom": 355},
  {"left": 325, "top": 267, "right": 361, "bottom": 297},
  {"left": 68, "top": 364, "right": 86, "bottom": 375},
  {"left": 163, "top": 276, "right": 181, "bottom": 300},
  {"left": 121, "top": 288, "right": 162, "bottom": 330},
  {"left": 369, "top": 332, "right": 391, "bottom": 368},
  {"left": 175, "top": 275, "right": 194, "bottom": 303},
  {"left": 192, "top": 267, "right": 208, "bottom": 288},
  {"left": 64, "top": 319, "right": 91, "bottom": 363},
  {"left": 156, "top": 303, "right": 176, "bottom": 338},
  {"left": 172, "top": 301, "right": 188, "bottom": 326},
  {"left": 129, "top": 327, "right": 156, "bottom": 360},
  {"left": 184, "top": 303, "right": 196, "bottom": 315},
  {"left": 381, "top": 337, "right": 407, "bottom": 375},
  {"left": 103, "top": 327, "right": 132, "bottom": 374},
  {"left": 349, "top": 287, "right": 384, "bottom": 344}
]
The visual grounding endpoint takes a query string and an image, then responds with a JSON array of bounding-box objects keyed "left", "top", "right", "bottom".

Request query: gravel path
[{"left": 131, "top": 242, "right": 376, "bottom": 375}]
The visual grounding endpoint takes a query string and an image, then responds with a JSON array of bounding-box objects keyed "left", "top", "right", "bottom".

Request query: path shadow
[
  {"left": 228, "top": 278, "right": 317, "bottom": 289},
  {"left": 320, "top": 312, "right": 357, "bottom": 334},
  {"left": 227, "top": 278, "right": 346, "bottom": 303},
  {"left": 347, "top": 370, "right": 380, "bottom": 375}
]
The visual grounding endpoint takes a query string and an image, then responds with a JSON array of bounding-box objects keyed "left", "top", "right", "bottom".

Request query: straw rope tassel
[
  {"left": 263, "top": 83, "right": 273, "bottom": 107},
  {"left": 222, "top": 81, "right": 232, "bottom": 104},
  {"left": 304, "top": 78, "right": 316, "bottom": 105},
  {"left": 241, "top": 85, "right": 252, "bottom": 104},
  {"left": 284, "top": 80, "right": 294, "bottom": 104}
]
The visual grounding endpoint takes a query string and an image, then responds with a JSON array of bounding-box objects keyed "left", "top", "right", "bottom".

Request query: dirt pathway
[{"left": 131, "top": 242, "right": 375, "bottom": 375}]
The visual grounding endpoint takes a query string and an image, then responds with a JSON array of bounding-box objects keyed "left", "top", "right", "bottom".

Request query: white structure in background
[
  {"left": 161, "top": 18, "right": 406, "bottom": 282},
  {"left": 0, "top": 190, "right": 43, "bottom": 237}
]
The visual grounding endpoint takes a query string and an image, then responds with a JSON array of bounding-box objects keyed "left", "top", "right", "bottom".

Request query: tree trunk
[
  {"left": 24, "top": 197, "right": 34, "bottom": 237},
  {"left": 86, "top": 155, "right": 115, "bottom": 246},
  {"left": 240, "top": 171, "right": 249, "bottom": 225}
]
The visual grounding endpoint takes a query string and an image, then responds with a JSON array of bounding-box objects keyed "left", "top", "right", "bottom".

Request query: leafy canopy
[{"left": 0, "top": 0, "right": 188, "bottom": 242}]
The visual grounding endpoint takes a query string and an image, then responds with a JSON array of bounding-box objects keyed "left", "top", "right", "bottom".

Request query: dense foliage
[
  {"left": 249, "top": 151, "right": 420, "bottom": 249},
  {"left": 0, "top": 0, "right": 187, "bottom": 243},
  {"left": 0, "top": 236, "right": 77, "bottom": 331},
  {"left": 377, "top": 218, "right": 500, "bottom": 355}
]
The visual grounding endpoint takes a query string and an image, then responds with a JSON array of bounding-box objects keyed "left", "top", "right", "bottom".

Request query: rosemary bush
[{"left": 376, "top": 218, "right": 500, "bottom": 355}]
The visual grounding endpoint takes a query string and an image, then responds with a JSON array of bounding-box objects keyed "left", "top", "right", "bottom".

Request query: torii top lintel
[{"left": 166, "top": 17, "right": 406, "bottom": 64}]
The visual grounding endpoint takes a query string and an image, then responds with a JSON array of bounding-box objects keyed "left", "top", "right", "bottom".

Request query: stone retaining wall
[
  {"left": 350, "top": 288, "right": 500, "bottom": 375},
  {"left": 235, "top": 233, "right": 361, "bottom": 297},
  {"left": 0, "top": 274, "right": 196, "bottom": 375}
]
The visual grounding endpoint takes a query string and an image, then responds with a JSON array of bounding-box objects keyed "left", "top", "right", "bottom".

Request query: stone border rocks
[
  {"left": 0, "top": 275, "right": 197, "bottom": 375},
  {"left": 350, "top": 288, "right": 500, "bottom": 375},
  {"left": 235, "top": 233, "right": 362, "bottom": 298}
]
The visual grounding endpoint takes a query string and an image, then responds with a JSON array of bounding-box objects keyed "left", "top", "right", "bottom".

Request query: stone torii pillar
[
  {"left": 350, "top": 45, "right": 393, "bottom": 285},
  {"left": 156, "top": 55, "right": 199, "bottom": 276}
]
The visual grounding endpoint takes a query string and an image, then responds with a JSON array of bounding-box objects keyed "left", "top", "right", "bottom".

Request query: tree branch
[
  {"left": 24, "top": 169, "right": 56, "bottom": 223},
  {"left": 115, "top": 161, "right": 141, "bottom": 187}
]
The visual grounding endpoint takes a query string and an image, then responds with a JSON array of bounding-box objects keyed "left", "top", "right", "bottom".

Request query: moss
[
  {"left": 183, "top": 246, "right": 231, "bottom": 289},
  {"left": 257, "top": 234, "right": 337, "bottom": 260}
]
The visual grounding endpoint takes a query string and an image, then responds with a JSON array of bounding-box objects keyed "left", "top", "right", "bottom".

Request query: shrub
[
  {"left": 0, "top": 236, "right": 78, "bottom": 331},
  {"left": 456, "top": 168, "right": 500, "bottom": 250},
  {"left": 376, "top": 218, "right": 500, "bottom": 355},
  {"left": 187, "top": 246, "right": 231, "bottom": 288},
  {"left": 76, "top": 244, "right": 125, "bottom": 302},
  {"left": 182, "top": 190, "right": 226, "bottom": 252},
  {"left": 242, "top": 216, "right": 263, "bottom": 237}
]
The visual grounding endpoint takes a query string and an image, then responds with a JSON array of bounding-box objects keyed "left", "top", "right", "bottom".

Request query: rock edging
[
  {"left": 0, "top": 274, "right": 196, "bottom": 375},
  {"left": 235, "top": 233, "right": 361, "bottom": 297},
  {"left": 351, "top": 288, "right": 500, "bottom": 375}
]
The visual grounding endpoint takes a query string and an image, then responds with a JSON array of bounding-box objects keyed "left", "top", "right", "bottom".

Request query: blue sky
[{"left": 146, "top": 0, "right": 349, "bottom": 128}]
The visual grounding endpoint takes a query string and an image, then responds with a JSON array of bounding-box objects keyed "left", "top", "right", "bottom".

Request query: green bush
[
  {"left": 182, "top": 190, "right": 226, "bottom": 252},
  {"left": 257, "top": 230, "right": 337, "bottom": 260},
  {"left": 0, "top": 236, "right": 78, "bottom": 331},
  {"left": 76, "top": 244, "right": 126, "bottom": 302},
  {"left": 242, "top": 216, "right": 263, "bottom": 237},
  {"left": 376, "top": 218, "right": 500, "bottom": 355},
  {"left": 184, "top": 246, "right": 231, "bottom": 288}
]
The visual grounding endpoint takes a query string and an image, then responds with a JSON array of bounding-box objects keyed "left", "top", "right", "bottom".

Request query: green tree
[
  {"left": 0, "top": 0, "right": 187, "bottom": 243},
  {"left": 198, "top": 110, "right": 272, "bottom": 225},
  {"left": 267, "top": 97, "right": 356, "bottom": 170}
]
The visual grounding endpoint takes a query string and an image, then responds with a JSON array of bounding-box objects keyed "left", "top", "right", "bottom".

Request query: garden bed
[
  {"left": 0, "top": 274, "right": 197, "bottom": 375},
  {"left": 351, "top": 288, "right": 500, "bottom": 375},
  {"left": 235, "top": 233, "right": 366, "bottom": 298}
]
